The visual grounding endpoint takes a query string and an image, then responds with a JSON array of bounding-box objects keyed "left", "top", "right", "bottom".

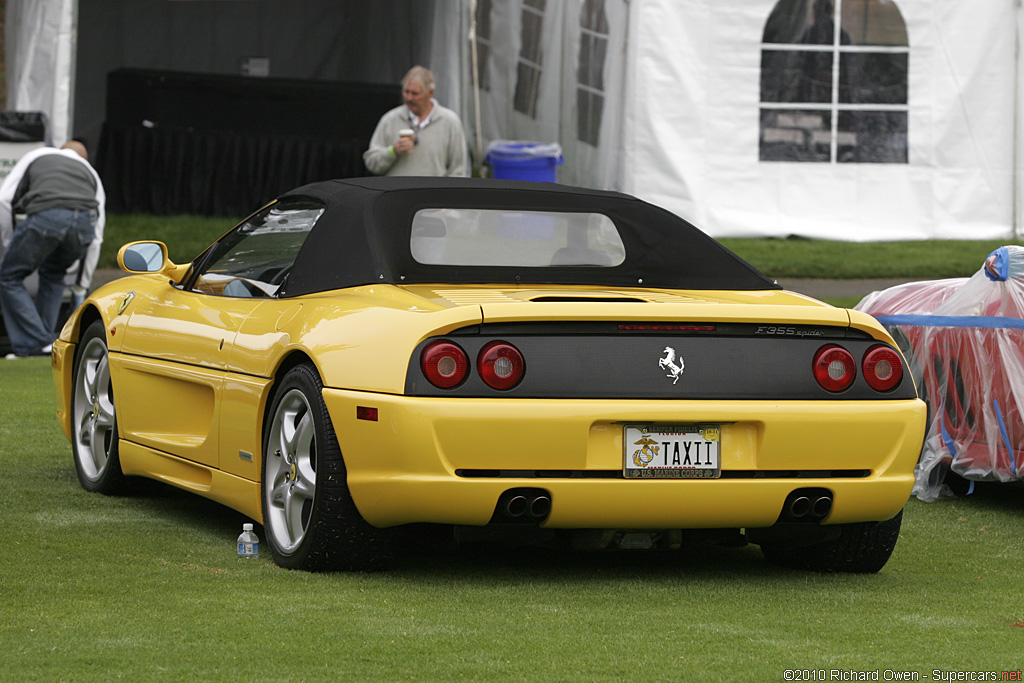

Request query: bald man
[{"left": 0, "top": 141, "right": 106, "bottom": 358}]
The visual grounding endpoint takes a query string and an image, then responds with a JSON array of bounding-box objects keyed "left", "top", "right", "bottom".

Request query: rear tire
[
  {"left": 261, "top": 362, "right": 394, "bottom": 571},
  {"left": 760, "top": 510, "right": 903, "bottom": 573}
]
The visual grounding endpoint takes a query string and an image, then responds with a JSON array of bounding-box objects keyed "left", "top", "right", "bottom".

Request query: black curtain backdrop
[{"left": 96, "top": 69, "right": 399, "bottom": 217}]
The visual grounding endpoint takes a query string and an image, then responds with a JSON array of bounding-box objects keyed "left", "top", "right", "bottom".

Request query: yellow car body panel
[
  {"left": 54, "top": 274, "right": 924, "bottom": 529},
  {"left": 324, "top": 390, "right": 925, "bottom": 528},
  {"left": 118, "top": 440, "right": 262, "bottom": 521}
]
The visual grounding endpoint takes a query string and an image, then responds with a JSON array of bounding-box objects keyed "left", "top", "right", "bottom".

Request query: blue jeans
[{"left": 0, "top": 208, "right": 96, "bottom": 355}]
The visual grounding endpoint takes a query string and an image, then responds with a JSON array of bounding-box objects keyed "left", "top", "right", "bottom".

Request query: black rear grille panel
[{"left": 406, "top": 323, "right": 915, "bottom": 400}]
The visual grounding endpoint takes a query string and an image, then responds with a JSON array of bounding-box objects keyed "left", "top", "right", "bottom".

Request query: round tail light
[
  {"left": 421, "top": 341, "right": 468, "bottom": 389},
  {"left": 477, "top": 341, "right": 525, "bottom": 390},
  {"left": 813, "top": 344, "right": 856, "bottom": 392},
  {"left": 862, "top": 344, "right": 904, "bottom": 392}
]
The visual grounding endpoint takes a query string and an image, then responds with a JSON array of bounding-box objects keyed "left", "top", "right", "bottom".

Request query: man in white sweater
[
  {"left": 363, "top": 66, "right": 468, "bottom": 177},
  {"left": 0, "top": 141, "right": 104, "bottom": 358}
]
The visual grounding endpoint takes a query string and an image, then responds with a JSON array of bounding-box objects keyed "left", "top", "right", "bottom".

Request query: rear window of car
[{"left": 410, "top": 208, "right": 626, "bottom": 267}]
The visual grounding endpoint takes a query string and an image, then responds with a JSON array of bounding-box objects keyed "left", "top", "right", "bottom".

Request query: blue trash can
[{"left": 485, "top": 140, "right": 564, "bottom": 182}]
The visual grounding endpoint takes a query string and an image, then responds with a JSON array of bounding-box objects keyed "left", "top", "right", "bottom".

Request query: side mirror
[
  {"left": 119, "top": 242, "right": 166, "bottom": 272},
  {"left": 117, "top": 241, "right": 190, "bottom": 281}
]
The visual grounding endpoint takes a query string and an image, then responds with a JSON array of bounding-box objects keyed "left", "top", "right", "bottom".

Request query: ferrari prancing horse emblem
[
  {"left": 117, "top": 291, "right": 136, "bottom": 315},
  {"left": 658, "top": 346, "right": 684, "bottom": 384}
]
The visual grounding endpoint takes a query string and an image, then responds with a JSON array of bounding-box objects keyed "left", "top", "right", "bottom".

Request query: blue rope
[
  {"left": 939, "top": 399, "right": 958, "bottom": 460},
  {"left": 875, "top": 314, "right": 1024, "bottom": 330},
  {"left": 992, "top": 399, "right": 1017, "bottom": 474}
]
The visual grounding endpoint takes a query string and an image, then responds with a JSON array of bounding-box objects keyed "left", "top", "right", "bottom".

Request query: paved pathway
[{"left": 779, "top": 278, "right": 919, "bottom": 302}]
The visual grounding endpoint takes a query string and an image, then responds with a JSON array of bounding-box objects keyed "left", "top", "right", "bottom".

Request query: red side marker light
[{"left": 356, "top": 406, "right": 379, "bottom": 422}]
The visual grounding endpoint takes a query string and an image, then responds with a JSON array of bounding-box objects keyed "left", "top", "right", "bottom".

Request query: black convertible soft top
[{"left": 278, "top": 177, "right": 779, "bottom": 297}]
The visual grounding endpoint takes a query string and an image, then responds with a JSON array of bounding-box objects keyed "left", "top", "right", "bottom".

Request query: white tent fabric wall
[
  {"left": 560, "top": 0, "right": 629, "bottom": 190},
  {"left": 620, "top": 0, "right": 1018, "bottom": 241},
  {"left": 472, "top": 1, "right": 564, "bottom": 160},
  {"left": 5, "top": 0, "right": 76, "bottom": 146},
  {"left": 6, "top": 0, "right": 1022, "bottom": 242},
  {"left": 468, "top": 0, "right": 630, "bottom": 189},
  {"left": 430, "top": 0, "right": 471, "bottom": 158},
  {"left": 1017, "top": 1, "right": 1024, "bottom": 240}
]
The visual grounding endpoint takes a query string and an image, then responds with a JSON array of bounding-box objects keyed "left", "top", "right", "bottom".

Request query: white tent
[
  {"left": 4, "top": 0, "right": 76, "bottom": 146},
  {"left": 7, "top": 0, "right": 1023, "bottom": 241},
  {"left": 465, "top": 0, "right": 1022, "bottom": 241}
]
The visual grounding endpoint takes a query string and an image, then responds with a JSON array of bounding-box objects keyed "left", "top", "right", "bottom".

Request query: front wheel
[
  {"left": 759, "top": 511, "right": 903, "bottom": 573},
  {"left": 261, "top": 362, "right": 393, "bottom": 571},
  {"left": 71, "top": 320, "right": 130, "bottom": 494}
]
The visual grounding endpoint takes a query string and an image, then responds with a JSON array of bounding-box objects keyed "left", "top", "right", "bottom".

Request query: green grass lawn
[
  {"left": 101, "top": 213, "right": 1022, "bottom": 283},
  {"left": 3, "top": 359, "right": 1023, "bottom": 680},
  {"left": 720, "top": 237, "right": 1024, "bottom": 280}
]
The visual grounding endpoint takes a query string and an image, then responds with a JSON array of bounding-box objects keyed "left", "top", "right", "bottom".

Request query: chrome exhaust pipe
[
  {"left": 812, "top": 495, "right": 833, "bottom": 518},
  {"left": 493, "top": 488, "right": 553, "bottom": 523},
  {"left": 529, "top": 495, "right": 552, "bottom": 519},
  {"left": 505, "top": 495, "right": 528, "bottom": 518},
  {"left": 788, "top": 496, "right": 811, "bottom": 518},
  {"left": 778, "top": 488, "right": 834, "bottom": 523}
]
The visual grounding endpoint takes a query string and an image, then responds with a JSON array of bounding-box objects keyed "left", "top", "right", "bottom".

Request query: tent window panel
[
  {"left": 839, "top": 52, "right": 907, "bottom": 104},
  {"left": 765, "top": 0, "right": 908, "bottom": 46},
  {"left": 760, "top": 109, "right": 832, "bottom": 162},
  {"left": 759, "top": 0, "right": 908, "bottom": 163},
  {"left": 837, "top": 111, "right": 907, "bottom": 163},
  {"left": 577, "top": 89, "right": 604, "bottom": 147},
  {"left": 841, "top": 0, "right": 909, "bottom": 46},
  {"left": 576, "top": 0, "right": 609, "bottom": 146},
  {"left": 515, "top": 64, "right": 542, "bottom": 117},
  {"left": 476, "top": 42, "right": 492, "bottom": 92},
  {"left": 519, "top": 6, "right": 545, "bottom": 64},
  {"left": 514, "top": 0, "right": 546, "bottom": 117},
  {"left": 476, "top": 0, "right": 493, "bottom": 37},
  {"left": 764, "top": 0, "right": 832, "bottom": 45},
  {"left": 581, "top": 0, "right": 610, "bottom": 33},
  {"left": 761, "top": 50, "right": 834, "bottom": 104},
  {"left": 473, "top": 0, "right": 493, "bottom": 92},
  {"left": 578, "top": 30, "right": 608, "bottom": 90}
]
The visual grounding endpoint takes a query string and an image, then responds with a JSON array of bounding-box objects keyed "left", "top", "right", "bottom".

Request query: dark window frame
[
  {"left": 472, "top": 0, "right": 493, "bottom": 92},
  {"left": 759, "top": 0, "right": 910, "bottom": 164},
  {"left": 514, "top": 0, "right": 547, "bottom": 117},
  {"left": 577, "top": 0, "right": 610, "bottom": 146}
]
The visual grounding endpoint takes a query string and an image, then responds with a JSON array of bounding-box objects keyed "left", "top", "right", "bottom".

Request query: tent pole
[
  {"left": 1015, "top": 0, "right": 1023, "bottom": 238},
  {"left": 469, "top": 0, "right": 485, "bottom": 174}
]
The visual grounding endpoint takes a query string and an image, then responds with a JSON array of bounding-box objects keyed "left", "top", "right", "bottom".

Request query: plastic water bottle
[{"left": 237, "top": 523, "right": 259, "bottom": 559}]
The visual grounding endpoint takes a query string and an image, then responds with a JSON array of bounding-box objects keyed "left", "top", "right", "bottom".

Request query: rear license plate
[{"left": 623, "top": 425, "right": 721, "bottom": 479}]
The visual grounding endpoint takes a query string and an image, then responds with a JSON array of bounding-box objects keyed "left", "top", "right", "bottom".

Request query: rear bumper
[{"left": 323, "top": 389, "right": 927, "bottom": 529}]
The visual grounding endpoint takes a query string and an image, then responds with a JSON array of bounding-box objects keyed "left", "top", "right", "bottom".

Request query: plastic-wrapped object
[{"left": 856, "top": 246, "right": 1024, "bottom": 501}]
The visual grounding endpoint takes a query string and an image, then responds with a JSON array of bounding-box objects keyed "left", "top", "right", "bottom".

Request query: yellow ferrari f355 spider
[{"left": 52, "top": 177, "right": 926, "bottom": 572}]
